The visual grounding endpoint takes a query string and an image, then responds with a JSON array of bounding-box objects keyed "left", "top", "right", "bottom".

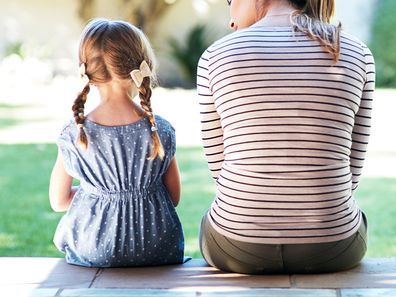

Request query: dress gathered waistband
[{"left": 79, "top": 180, "right": 164, "bottom": 200}]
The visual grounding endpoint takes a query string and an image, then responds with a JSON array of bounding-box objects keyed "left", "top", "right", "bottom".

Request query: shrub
[
  {"left": 370, "top": 0, "right": 396, "bottom": 88},
  {"left": 4, "top": 42, "right": 24, "bottom": 58},
  {"left": 168, "top": 24, "right": 214, "bottom": 86}
]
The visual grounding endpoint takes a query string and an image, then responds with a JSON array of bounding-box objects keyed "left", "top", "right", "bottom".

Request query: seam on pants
[
  {"left": 209, "top": 232, "right": 258, "bottom": 268},
  {"left": 280, "top": 244, "right": 285, "bottom": 271},
  {"left": 223, "top": 236, "right": 281, "bottom": 264},
  {"left": 295, "top": 232, "right": 361, "bottom": 269},
  {"left": 205, "top": 217, "right": 259, "bottom": 268},
  {"left": 286, "top": 240, "right": 345, "bottom": 266}
]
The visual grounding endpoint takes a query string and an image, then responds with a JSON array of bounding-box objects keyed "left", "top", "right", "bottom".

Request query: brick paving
[{"left": 0, "top": 258, "right": 395, "bottom": 297}]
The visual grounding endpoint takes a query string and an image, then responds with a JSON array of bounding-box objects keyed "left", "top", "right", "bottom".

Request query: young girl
[{"left": 49, "top": 18, "right": 184, "bottom": 267}]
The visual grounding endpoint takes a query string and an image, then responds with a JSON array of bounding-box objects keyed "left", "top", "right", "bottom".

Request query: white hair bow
[
  {"left": 79, "top": 63, "right": 90, "bottom": 88},
  {"left": 130, "top": 60, "right": 152, "bottom": 88}
]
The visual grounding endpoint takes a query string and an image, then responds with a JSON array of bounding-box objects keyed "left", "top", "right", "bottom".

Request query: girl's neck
[
  {"left": 97, "top": 80, "right": 137, "bottom": 103},
  {"left": 87, "top": 81, "right": 144, "bottom": 126}
]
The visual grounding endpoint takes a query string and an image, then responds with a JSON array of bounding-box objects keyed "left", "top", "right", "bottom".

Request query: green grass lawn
[{"left": 0, "top": 144, "right": 395, "bottom": 258}]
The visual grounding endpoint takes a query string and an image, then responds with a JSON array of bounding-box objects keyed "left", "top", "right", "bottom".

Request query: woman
[{"left": 197, "top": 0, "right": 374, "bottom": 274}]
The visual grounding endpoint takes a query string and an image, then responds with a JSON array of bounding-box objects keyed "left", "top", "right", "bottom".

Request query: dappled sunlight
[
  {"left": 173, "top": 266, "right": 218, "bottom": 272},
  {"left": 192, "top": 0, "right": 226, "bottom": 17},
  {"left": 0, "top": 233, "right": 17, "bottom": 249},
  {"left": 0, "top": 54, "right": 53, "bottom": 85},
  {"left": 170, "top": 285, "right": 253, "bottom": 292},
  {"left": 189, "top": 273, "right": 251, "bottom": 278},
  {"left": 184, "top": 237, "right": 201, "bottom": 257},
  {"left": 379, "top": 274, "right": 396, "bottom": 286},
  {"left": 0, "top": 285, "right": 50, "bottom": 297},
  {"left": 0, "top": 258, "right": 62, "bottom": 285}
]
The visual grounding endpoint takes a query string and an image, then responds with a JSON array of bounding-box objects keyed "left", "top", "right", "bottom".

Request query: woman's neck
[{"left": 254, "top": 3, "right": 296, "bottom": 27}]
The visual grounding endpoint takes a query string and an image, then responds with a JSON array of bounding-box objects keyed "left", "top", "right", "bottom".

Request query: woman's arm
[
  {"left": 49, "top": 150, "right": 76, "bottom": 212},
  {"left": 163, "top": 157, "right": 181, "bottom": 207},
  {"left": 350, "top": 46, "right": 375, "bottom": 194},
  {"left": 197, "top": 50, "right": 225, "bottom": 180}
]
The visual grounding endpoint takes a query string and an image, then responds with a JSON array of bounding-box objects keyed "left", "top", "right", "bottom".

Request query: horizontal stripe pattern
[{"left": 197, "top": 27, "right": 375, "bottom": 244}]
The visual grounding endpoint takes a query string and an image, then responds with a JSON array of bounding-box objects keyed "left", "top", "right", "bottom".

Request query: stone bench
[{"left": 0, "top": 257, "right": 395, "bottom": 296}]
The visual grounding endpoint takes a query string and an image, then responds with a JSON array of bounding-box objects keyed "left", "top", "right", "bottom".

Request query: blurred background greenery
[{"left": 370, "top": 0, "right": 396, "bottom": 87}]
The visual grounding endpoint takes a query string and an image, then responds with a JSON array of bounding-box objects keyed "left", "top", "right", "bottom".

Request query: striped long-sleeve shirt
[{"left": 197, "top": 26, "right": 375, "bottom": 244}]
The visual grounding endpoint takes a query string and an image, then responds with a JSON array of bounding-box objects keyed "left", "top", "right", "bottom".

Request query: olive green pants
[{"left": 199, "top": 212, "right": 368, "bottom": 274}]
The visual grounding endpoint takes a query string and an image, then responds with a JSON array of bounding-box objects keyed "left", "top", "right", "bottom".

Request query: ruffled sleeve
[{"left": 56, "top": 122, "right": 79, "bottom": 178}]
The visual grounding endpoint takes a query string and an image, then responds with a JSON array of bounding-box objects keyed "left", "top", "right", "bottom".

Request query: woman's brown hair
[
  {"left": 73, "top": 18, "right": 164, "bottom": 159},
  {"left": 257, "top": 0, "right": 341, "bottom": 61},
  {"left": 290, "top": 0, "right": 341, "bottom": 61}
]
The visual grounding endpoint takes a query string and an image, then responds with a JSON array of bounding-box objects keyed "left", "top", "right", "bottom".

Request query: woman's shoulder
[
  {"left": 340, "top": 31, "right": 374, "bottom": 65},
  {"left": 199, "top": 30, "right": 241, "bottom": 64},
  {"left": 204, "top": 29, "right": 246, "bottom": 55},
  {"left": 202, "top": 26, "right": 296, "bottom": 59},
  {"left": 340, "top": 31, "right": 371, "bottom": 52}
]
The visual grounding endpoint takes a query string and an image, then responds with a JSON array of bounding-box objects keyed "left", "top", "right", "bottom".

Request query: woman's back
[{"left": 197, "top": 26, "right": 374, "bottom": 244}]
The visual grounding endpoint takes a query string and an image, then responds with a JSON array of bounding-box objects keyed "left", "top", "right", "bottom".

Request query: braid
[
  {"left": 72, "top": 83, "right": 90, "bottom": 150},
  {"left": 139, "top": 78, "right": 165, "bottom": 160}
]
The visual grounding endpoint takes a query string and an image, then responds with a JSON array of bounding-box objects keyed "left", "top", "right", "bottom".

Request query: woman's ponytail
[
  {"left": 289, "top": 0, "right": 341, "bottom": 61},
  {"left": 293, "top": 0, "right": 335, "bottom": 22}
]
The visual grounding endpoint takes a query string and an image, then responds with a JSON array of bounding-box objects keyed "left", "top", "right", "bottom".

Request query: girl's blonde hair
[
  {"left": 257, "top": 0, "right": 341, "bottom": 61},
  {"left": 73, "top": 18, "right": 164, "bottom": 160}
]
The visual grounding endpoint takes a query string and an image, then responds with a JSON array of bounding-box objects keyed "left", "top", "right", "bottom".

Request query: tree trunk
[
  {"left": 77, "top": 0, "right": 96, "bottom": 22},
  {"left": 77, "top": 0, "right": 176, "bottom": 38},
  {"left": 121, "top": 0, "right": 176, "bottom": 37}
]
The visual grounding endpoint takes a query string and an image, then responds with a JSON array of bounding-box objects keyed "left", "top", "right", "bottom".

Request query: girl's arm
[
  {"left": 163, "top": 157, "right": 181, "bottom": 207},
  {"left": 49, "top": 150, "right": 76, "bottom": 212}
]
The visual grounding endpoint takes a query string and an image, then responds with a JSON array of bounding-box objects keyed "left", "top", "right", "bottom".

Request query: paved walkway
[
  {"left": 0, "top": 81, "right": 395, "bottom": 177},
  {"left": 0, "top": 257, "right": 396, "bottom": 297}
]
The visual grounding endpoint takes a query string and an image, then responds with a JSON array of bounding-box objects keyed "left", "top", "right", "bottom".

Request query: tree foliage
[
  {"left": 169, "top": 25, "right": 213, "bottom": 85},
  {"left": 370, "top": 0, "right": 396, "bottom": 87},
  {"left": 77, "top": 0, "right": 95, "bottom": 22},
  {"left": 77, "top": 0, "right": 177, "bottom": 37}
]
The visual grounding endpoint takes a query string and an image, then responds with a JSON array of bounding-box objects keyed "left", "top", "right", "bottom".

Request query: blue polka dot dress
[{"left": 53, "top": 115, "right": 185, "bottom": 267}]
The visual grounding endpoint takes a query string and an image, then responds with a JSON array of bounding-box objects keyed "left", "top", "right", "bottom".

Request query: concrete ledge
[{"left": 0, "top": 257, "right": 395, "bottom": 297}]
